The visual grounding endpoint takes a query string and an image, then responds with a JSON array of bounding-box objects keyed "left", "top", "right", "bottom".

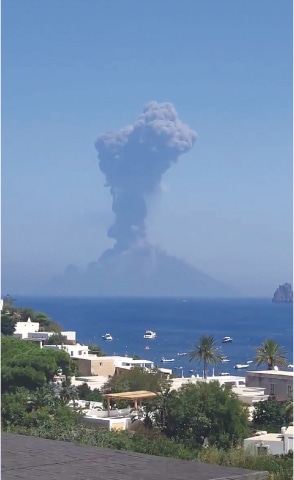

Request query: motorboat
[
  {"left": 177, "top": 352, "right": 187, "bottom": 356},
  {"left": 222, "top": 336, "right": 233, "bottom": 343},
  {"left": 220, "top": 372, "right": 230, "bottom": 376},
  {"left": 143, "top": 330, "right": 157, "bottom": 339},
  {"left": 246, "top": 360, "right": 253, "bottom": 364},
  {"left": 102, "top": 333, "right": 113, "bottom": 341},
  {"left": 221, "top": 356, "right": 230, "bottom": 363},
  {"left": 288, "top": 364, "right": 294, "bottom": 369},
  {"left": 161, "top": 357, "right": 175, "bottom": 363},
  {"left": 234, "top": 363, "right": 249, "bottom": 369}
]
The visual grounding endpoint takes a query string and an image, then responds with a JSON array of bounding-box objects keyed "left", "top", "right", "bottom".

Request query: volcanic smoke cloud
[{"left": 95, "top": 101, "right": 197, "bottom": 258}]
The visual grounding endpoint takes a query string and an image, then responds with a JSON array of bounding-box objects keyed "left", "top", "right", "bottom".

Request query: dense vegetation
[{"left": 1, "top": 313, "right": 293, "bottom": 480}]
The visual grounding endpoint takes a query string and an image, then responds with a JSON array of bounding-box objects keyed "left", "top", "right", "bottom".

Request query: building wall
[
  {"left": 244, "top": 438, "right": 284, "bottom": 456},
  {"left": 246, "top": 372, "right": 294, "bottom": 401},
  {"left": 75, "top": 358, "right": 115, "bottom": 376},
  {"left": 43, "top": 344, "right": 89, "bottom": 357},
  {"left": 14, "top": 320, "right": 40, "bottom": 338}
]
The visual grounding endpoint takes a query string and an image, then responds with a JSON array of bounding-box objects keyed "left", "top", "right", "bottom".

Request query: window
[
  {"left": 270, "top": 384, "right": 275, "bottom": 395},
  {"left": 287, "top": 385, "right": 293, "bottom": 396},
  {"left": 257, "top": 445, "right": 269, "bottom": 456}
]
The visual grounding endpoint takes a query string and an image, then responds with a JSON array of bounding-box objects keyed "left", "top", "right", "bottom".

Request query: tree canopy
[
  {"left": 1, "top": 336, "right": 77, "bottom": 393},
  {"left": 189, "top": 335, "right": 223, "bottom": 379},
  {"left": 254, "top": 338, "right": 287, "bottom": 370},
  {"left": 104, "top": 366, "right": 170, "bottom": 395},
  {"left": 147, "top": 381, "right": 249, "bottom": 449}
]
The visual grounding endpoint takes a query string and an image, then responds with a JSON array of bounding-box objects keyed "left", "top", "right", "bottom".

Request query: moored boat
[
  {"left": 161, "top": 357, "right": 175, "bottom": 363},
  {"left": 234, "top": 363, "right": 249, "bottom": 369},
  {"left": 102, "top": 333, "right": 113, "bottom": 341},
  {"left": 222, "top": 336, "right": 233, "bottom": 343},
  {"left": 143, "top": 330, "right": 156, "bottom": 339}
]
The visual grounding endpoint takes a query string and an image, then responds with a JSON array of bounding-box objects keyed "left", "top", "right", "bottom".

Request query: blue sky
[{"left": 2, "top": 0, "right": 293, "bottom": 296}]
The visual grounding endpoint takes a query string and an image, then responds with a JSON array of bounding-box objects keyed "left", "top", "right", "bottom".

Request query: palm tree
[
  {"left": 189, "top": 335, "right": 223, "bottom": 380},
  {"left": 254, "top": 338, "right": 287, "bottom": 370}
]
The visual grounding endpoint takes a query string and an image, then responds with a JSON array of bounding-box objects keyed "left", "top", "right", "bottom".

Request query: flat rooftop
[
  {"left": 2, "top": 433, "right": 268, "bottom": 480},
  {"left": 247, "top": 370, "right": 294, "bottom": 376}
]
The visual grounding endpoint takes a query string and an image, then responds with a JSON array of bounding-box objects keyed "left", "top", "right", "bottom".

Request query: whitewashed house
[
  {"left": 13, "top": 318, "right": 40, "bottom": 338},
  {"left": 244, "top": 425, "right": 293, "bottom": 455},
  {"left": 43, "top": 343, "right": 89, "bottom": 357},
  {"left": 28, "top": 331, "right": 76, "bottom": 342}
]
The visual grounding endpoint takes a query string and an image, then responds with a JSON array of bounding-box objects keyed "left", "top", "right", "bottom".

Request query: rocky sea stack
[{"left": 272, "top": 283, "right": 293, "bottom": 303}]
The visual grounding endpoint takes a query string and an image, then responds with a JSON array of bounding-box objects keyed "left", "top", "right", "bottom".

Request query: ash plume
[{"left": 95, "top": 101, "right": 197, "bottom": 258}]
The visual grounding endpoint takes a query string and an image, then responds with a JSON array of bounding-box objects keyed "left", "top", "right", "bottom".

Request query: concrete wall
[
  {"left": 244, "top": 437, "right": 284, "bottom": 456},
  {"left": 75, "top": 357, "right": 115, "bottom": 376},
  {"left": 246, "top": 371, "right": 294, "bottom": 401}
]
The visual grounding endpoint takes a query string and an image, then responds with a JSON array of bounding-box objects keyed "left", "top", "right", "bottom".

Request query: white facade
[
  {"left": 43, "top": 343, "right": 89, "bottom": 357},
  {"left": 27, "top": 331, "right": 76, "bottom": 342},
  {"left": 0, "top": 299, "right": 3, "bottom": 311},
  {"left": 244, "top": 426, "right": 294, "bottom": 455},
  {"left": 14, "top": 319, "right": 40, "bottom": 338}
]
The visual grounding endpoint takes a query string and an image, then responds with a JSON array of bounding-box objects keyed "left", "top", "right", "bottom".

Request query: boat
[
  {"left": 102, "top": 333, "right": 113, "bottom": 341},
  {"left": 222, "top": 336, "right": 233, "bottom": 343},
  {"left": 161, "top": 357, "right": 175, "bottom": 363},
  {"left": 246, "top": 360, "right": 253, "bottom": 364},
  {"left": 288, "top": 364, "right": 294, "bottom": 369},
  {"left": 221, "top": 356, "right": 230, "bottom": 363},
  {"left": 143, "top": 330, "right": 157, "bottom": 339},
  {"left": 177, "top": 352, "right": 187, "bottom": 356},
  {"left": 234, "top": 363, "right": 249, "bottom": 369},
  {"left": 220, "top": 372, "right": 230, "bottom": 376}
]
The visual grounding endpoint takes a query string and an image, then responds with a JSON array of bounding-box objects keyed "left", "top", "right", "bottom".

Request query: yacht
[
  {"left": 102, "top": 333, "right": 113, "bottom": 341},
  {"left": 143, "top": 330, "right": 157, "bottom": 339},
  {"left": 161, "top": 357, "right": 175, "bottom": 363},
  {"left": 222, "top": 336, "right": 233, "bottom": 343},
  {"left": 234, "top": 363, "right": 249, "bottom": 369}
]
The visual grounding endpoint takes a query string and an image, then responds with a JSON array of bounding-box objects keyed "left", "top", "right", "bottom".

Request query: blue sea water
[{"left": 15, "top": 297, "right": 293, "bottom": 378}]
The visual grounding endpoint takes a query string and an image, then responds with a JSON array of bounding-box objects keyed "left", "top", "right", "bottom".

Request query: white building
[
  {"left": 0, "top": 299, "right": 3, "bottom": 311},
  {"left": 43, "top": 343, "right": 89, "bottom": 357},
  {"left": 14, "top": 318, "right": 40, "bottom": 338},
  {"left": 244, "top": 425, "right": 294, "bottom": 455},
  {"left": 28, "top": 331, "right": 76, "bottom": 342}
]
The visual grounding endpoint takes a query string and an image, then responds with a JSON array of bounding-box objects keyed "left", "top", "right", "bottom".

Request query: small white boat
[
  {"left": 246, "top": 360, "right": 253, "bottom": 364},
  {"left": 220, "top": 372, "right": 230, "bottom": 376},
  {"left": 102, "top": 333, "right": 113, "bottom": 341},
  {"left": 221, "top": 356, "right": 230, "bottom": 363},
  {"left": 161, "top": 357, "right": 175, "bottom": 363},
  {"left": 288, "top": 364, "right": 294, "bottom": 369},
  {"left": 177, "top": 352, "right": 187, "bottom": 356},
  {"left": 143, "top": 330, "right": 156, "bottom": 339},
  {"left": 234, "top": 363, "right": 249, "bottom": 369},
  {"left": 222, "top": 336, "right": 233, "bottom": 343}
]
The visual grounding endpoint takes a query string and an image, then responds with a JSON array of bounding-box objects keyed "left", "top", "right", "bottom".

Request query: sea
[{"left": 15, "top": 297, "right": 293, "bottom": 378}]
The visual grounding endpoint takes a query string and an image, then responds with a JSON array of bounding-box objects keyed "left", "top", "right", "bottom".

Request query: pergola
[{"left": 104, "top": 390, "right": 157, "bottom": 417}]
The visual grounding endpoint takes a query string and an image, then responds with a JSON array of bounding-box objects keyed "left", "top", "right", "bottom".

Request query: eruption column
[{"left": 95, "top": 101, "right": 197, "bottom": 256}]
